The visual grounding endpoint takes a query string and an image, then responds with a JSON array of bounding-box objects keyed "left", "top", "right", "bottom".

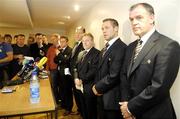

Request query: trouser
[
  {"left": 97, "top": 97, "right": 122, "bottom": 119},
  {"left": 50, "top": 70, "right": 61, "bottom": 104},
  {"left": 59, "top": 74, "right": 73, "bottom": 111},
  {"left": 84, "top": 96, "right": 97, "bottom": 119},
  {"left": 72, "top": 83, "right": 82, "bottom": 113},
  {"left": 0, "top": 67, "right": 3, "bottom": 89},
  {"left": 0, "top": 66, "right": 10, "bottom": 89}
]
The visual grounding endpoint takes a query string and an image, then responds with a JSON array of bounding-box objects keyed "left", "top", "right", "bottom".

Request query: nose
[
  {"left": 132, "top": 19, "right": 138, "bottom": 26},
  {"left": 102, "top": 30, "right": 106, "bottom": 34}
]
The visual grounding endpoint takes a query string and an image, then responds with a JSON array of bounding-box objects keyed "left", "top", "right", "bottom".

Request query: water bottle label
[{"left": 30, "top": 87, "right": 39, "bottom": 98}]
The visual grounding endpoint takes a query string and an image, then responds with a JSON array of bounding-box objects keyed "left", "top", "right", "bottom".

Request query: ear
[
  {"left": 149, "top": 14, "right": 155, "bottom": 24},
  {"left": 114, "top": 26, "right": 119, "bottom": 32}
]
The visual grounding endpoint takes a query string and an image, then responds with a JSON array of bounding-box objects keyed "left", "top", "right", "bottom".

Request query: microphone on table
[
  {"left": 6, "top": 57, "right": 47, "bottom": 86},
  {"left": 23, "top": 57, "right": 48, "bottom": 80},
  {"left": 17, "top": 60, "right": 34, "bottom": 77},
  {"left": 17, "top": 57, "right": 40, "bottom": 77}
]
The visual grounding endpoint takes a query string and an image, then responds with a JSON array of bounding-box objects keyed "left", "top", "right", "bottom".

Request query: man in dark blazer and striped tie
[
  {"left": 75, "top": 33, "right": 100, "bottom": 119},
  {"left": 120, "top": 3, "right": 180, "bottom": 119},
  {"left": 92, "top": 18, "right": 127, "bottom": 119},
  {"left": 70, "top": 26, "right": 85, "bottom": 115}
]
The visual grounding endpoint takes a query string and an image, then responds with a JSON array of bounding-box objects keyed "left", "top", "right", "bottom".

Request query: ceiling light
[
  {"left": 74, "top": 4, "right": 80, "bottom": 11},
  {"left": 63, "top": 16, "right": 71, "bottom": 20},
  {"left": 58, "top": 21, "right": 65, "bottom": 25}
]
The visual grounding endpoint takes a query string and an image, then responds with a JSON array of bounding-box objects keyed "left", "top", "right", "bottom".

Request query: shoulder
[
  {"left": 67, "top": 46, "right": 72, "bottom": 50},
  {"left": 3, "top": 43, "right": 13, "bottom": 51},
  {"left": 94, "top": 48, "right": 101, "bottom": 55},
  {"left": 30, "top": 43, "right": 37, "bottom": 48},
  {"left": 65, "top": 46, "right": 72, "bottom": 53},
  {"left": 11, "top": 44, "right": 18, "bottom": 49},
  {"left": 112, "top": 38, "right": 127, "bottom": 50},
  {"left": 155, "top": 32, "right": 179, "bottom": 49}
]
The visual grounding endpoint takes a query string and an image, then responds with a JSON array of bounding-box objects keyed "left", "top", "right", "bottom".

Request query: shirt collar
[
  {"left": 140, "top": 27, "right": 155, "bottom": 47},
  {"left": 106, "top": 36, "right": 119, "bottom": 49},
  {"left": 85, "top": 47, "right": 92, "bottom": 53},
  {"left": 77, "top": 41, "right": 81, "bottom": 45},
  {"left": 63, "top": 46, "right": 67, "bottom": 50}
]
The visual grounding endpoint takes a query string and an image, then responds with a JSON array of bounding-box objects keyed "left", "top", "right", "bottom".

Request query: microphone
[
  {"left": 23, "top": 57, "right": 48, "bottom": 80},
  {"left": 7, "top": 57, "right": 48, "bottom": 86},
  {"left": 7, "top": 59, "right": 34, "bottom": 85},
  {"left": 17, "top": 60, "right": 34, "bottom": 77},
  {"left": 18, "top": 57, "right": 40, "bottom": 78},
  {"left": 34, "top": 57, "right": 40, "bottom": 62},
  {"left": 36, "top": 57, "right": 48, "bottom": 69}
]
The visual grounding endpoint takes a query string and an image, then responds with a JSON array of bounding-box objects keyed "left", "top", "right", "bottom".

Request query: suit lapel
[
  {"left": 129, "top": 31, "right": 160, "bottom": 75},
  {"left": 127, "top": 42, "right": 137, "bottom": 78},
  {"left": 71, "top": 42, "right": 82, "bottom": 58},
  {"left": 98, "top": 39, "right": 119, "bottom": 68},
  {"left": 79, "top": 47, "right": 94, "bottom": 70},
  {"left": 62, "top": 46, "right": 67, "bottom": 54}
]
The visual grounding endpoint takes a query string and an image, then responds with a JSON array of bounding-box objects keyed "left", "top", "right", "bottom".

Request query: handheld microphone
[{"left": 36, "top": 57, "right": 48, "bottom": 70}]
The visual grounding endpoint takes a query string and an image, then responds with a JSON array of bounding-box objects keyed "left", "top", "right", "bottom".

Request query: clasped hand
[{"left": 119, "top": 101, "right": 135, "bottom": 119}]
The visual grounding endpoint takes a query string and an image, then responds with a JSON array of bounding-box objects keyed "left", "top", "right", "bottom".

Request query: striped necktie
[
  {"left": 133, "top": 39, "right": 143, "bottom": 62},
  {"left": 71, "top": 42, "right": 78, "bottom": 57},
  {"left": 81, "top": 50, "right": 88, "bottom": 62},
  {"left": 102, "top": 42, "right": 109, "bottom": 57}
]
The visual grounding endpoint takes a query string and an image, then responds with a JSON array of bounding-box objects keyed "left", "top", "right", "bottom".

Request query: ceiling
[{"left": 0, "top": 0, "right": 101, "bottom": 30}]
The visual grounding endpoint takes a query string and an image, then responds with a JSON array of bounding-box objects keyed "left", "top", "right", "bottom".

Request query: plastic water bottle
[{"left": 30, "top": 71, "right": 40, "bottom": 103}]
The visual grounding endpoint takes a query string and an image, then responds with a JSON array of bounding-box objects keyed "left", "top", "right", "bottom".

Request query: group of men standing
[
  {"left": 0, "top": 2, "right": 179, "bottom": 119},
  {"left": 69, "top": 2, "right": 180, "bottom": 119}
]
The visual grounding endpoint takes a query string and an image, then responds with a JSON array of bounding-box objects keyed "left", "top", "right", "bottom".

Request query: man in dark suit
[
  {"left": 75, "top": 33, "right": 100, "bottom": 119},
  {"left": 92, "top": 18, "right": 126, "bottom": 119},
  {"left": 30, "top": 33, "right": 46, "bottom": 59},
  {"left": 70, "top": 26, "right": 85, "bottom": 115},
  {"left": 54, "top": 36, "right": 73, "bottom": 116},
  {"left": 120, "top": 3, "right": 180, "bottom": 119}
]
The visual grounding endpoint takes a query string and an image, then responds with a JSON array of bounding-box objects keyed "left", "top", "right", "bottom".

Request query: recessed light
[
  {"left": 63, "top": 16, "right": 71, "bottom": 20},
  {"left": 58, "top": 21, "right": 65, "bottom": 25},
  {"left": 74, "top": 4, "right": 80, "bottom": 11}
]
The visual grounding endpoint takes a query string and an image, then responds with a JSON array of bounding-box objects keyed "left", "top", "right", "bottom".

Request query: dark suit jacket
[
  {"left": 77, "top": 47, "right": 100, "bottom": 97},
  {"left": 95, "top": 38, "right": 126, "bottom": 110},
  {"left": 54, "top": 46, "right": 72, "bottom": 75},
  {"left": 30, "top": 43, "right": 46, "bottom": 59},
  {"left": 121, "top": 31, "right": 180, "bottom": 119},
  {"left": 70, "top": 42, "right": 84, "bottom": 78}
]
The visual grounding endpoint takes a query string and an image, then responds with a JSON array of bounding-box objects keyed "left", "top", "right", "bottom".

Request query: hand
[
  {"left": 74, "top": 78, "right": 82, "bottom": 86},
  {"left": 39, "top": 50, "right": 45, "bottom": 56},
  {"left": 55, "top": 49, "right": 60, "bottom": 55},
  {"left": 124, "top": 116, "right": 135, "bottom": 119},
  {"left": 17, "top": 54, "right": 24, "bottom": 60},
  {"left": 17, "top": 54, "right": 24, "bottom": 65},
  {"left": 92, "top": 85, "right": 102, "bottom": 96},
  {"left": 119, "top": 101, "right": 132, "bottom": 119}
]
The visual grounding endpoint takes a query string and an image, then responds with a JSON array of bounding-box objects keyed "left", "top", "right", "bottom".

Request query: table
[{"left": 0, "top": 79, "right": 57, "bottom": 118}]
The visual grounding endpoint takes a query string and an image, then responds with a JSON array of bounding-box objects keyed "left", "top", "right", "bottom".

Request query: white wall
[
  {"left": 0, "top": 28, "right": 65, "bottom": 43},
  {"left": 67, "top": 0, "right": 180, "bottom": 117}
]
